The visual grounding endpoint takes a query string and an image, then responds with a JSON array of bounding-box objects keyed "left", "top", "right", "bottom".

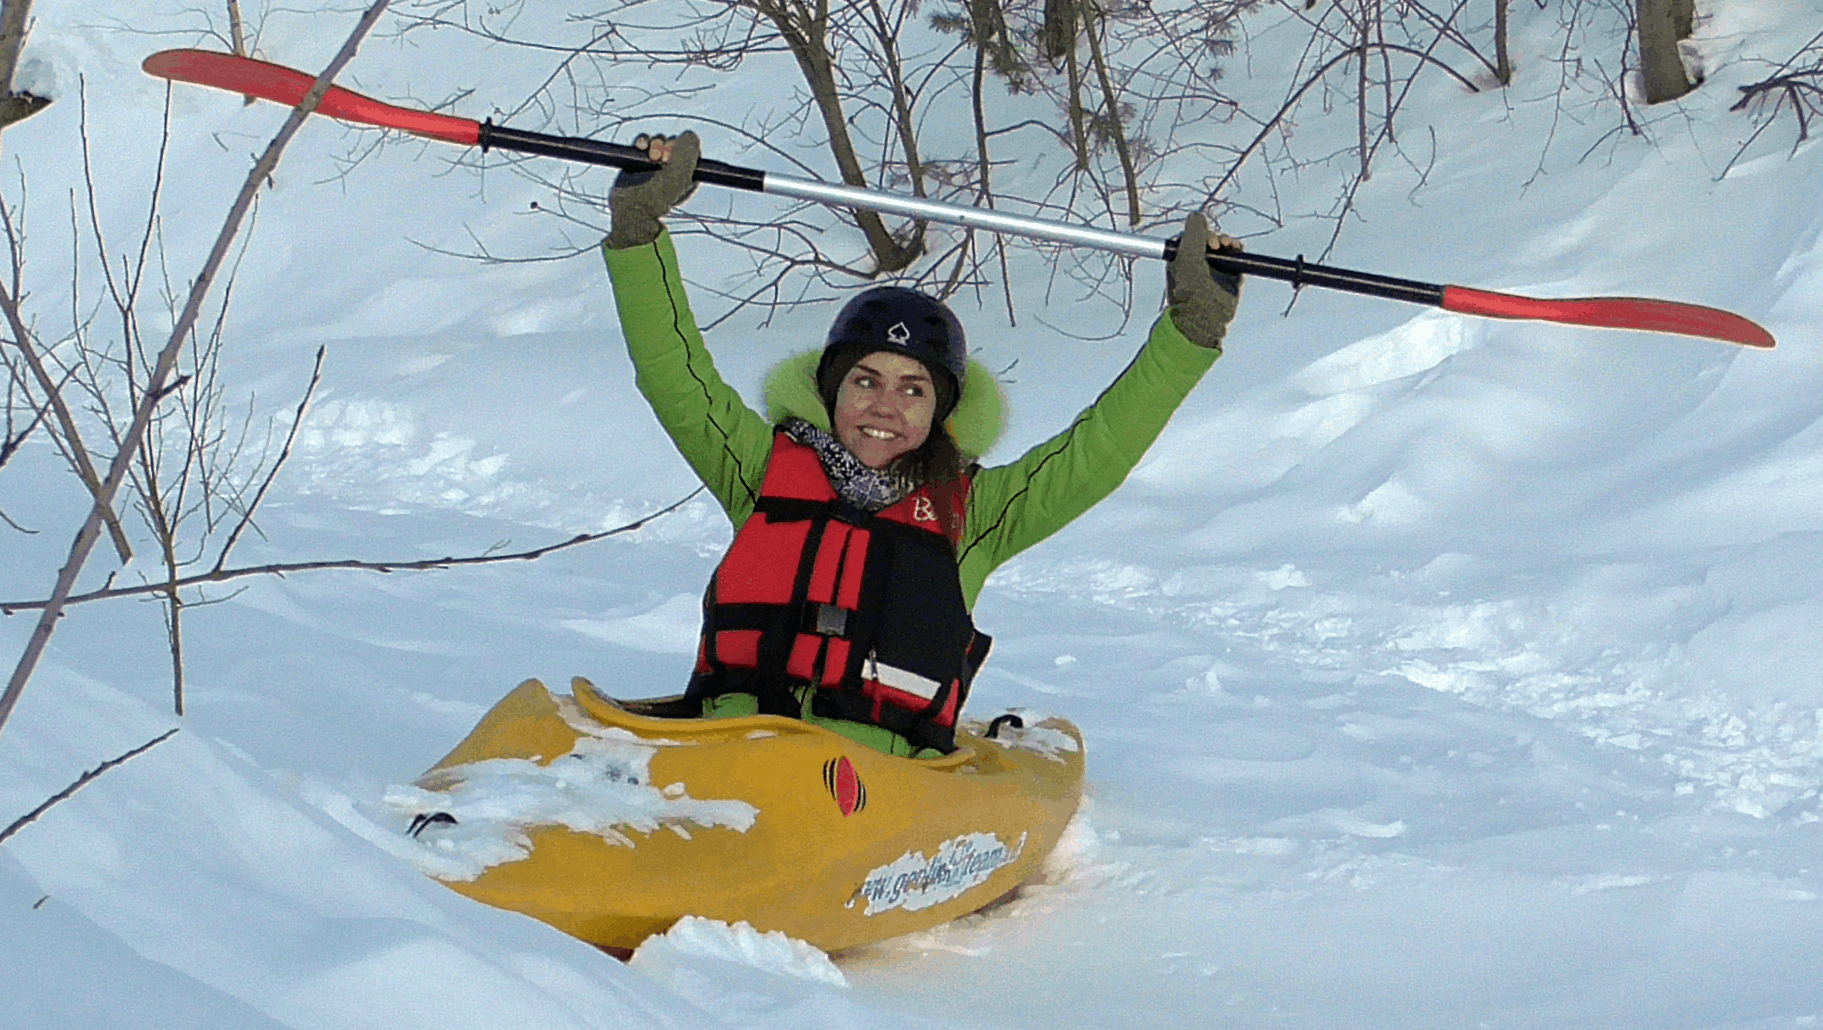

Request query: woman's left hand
[{"left": 606, "top": 131, "right": 702, "bottom": 250}]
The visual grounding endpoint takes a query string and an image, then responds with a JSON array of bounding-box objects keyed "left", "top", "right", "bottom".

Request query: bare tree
[
  {"left": 1494, "top": 0, "right": 1512, "bottom": 86},
  {"left": 389, "top": 0, "right": 1268, "bottom": 328},
  {"left": 0, "top": 277, "right": 50, "bottom": 536},
  {"left": 3, "top": 1, "right": 712, "bottom": 739},
  {"left": 0, "top": 170, "right": 137, "bottom": 565},
  {"left": 380, "top": 0, "right": 1722, "bottom": 329},
  {"left": 0, "top": 0, "right": 397, "bottom": 744},
  {"left": 52, "top": 86, "right": 317, "bottom": 716},
  {"left": 1188, "top": 1, "right": 1486, "bottom": 260},
  {"left": 227, "top": 0, "right": 249, "bottom": 56},
  {"left": 0, "top": 85, "right": 323, "bottom": 720}
]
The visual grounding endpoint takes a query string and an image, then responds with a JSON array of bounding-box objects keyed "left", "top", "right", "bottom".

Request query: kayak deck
[{"left": 403, "top": 678, "right": 1085, "bottom": 952}]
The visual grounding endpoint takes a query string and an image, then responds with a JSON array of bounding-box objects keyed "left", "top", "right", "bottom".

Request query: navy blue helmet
[{"left": 817, "top": 286, "right": 967, "bottom": 419}]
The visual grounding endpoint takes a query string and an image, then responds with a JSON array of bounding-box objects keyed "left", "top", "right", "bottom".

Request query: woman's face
[{"left": 832, "top": 351, "right": 936, "bottom": 469}]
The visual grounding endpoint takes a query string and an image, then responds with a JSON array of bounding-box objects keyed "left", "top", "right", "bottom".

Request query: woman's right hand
[
  {"left": 1166, "top": 211, "right": 1243, "bottom": 350},
  {"left": 606, "top": 130, "right": 702, "bottom": 249}
]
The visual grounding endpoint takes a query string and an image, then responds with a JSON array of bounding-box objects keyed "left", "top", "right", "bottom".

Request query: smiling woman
[{"left": 601, "top": 131, "right": 1242, "bottom": 758}]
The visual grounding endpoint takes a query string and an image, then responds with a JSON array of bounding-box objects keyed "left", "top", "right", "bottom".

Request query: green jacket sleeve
[
  {"left": 602, "top": 231, "right": 774, "bottom": 526},
  {"left": 956, "top": 314, "right": 1218, "bottom": 606}
]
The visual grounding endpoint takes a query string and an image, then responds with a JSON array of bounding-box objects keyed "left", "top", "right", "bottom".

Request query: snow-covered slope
[{"left": 4, "top": 1, "right": 1823, "bottom": 1028}]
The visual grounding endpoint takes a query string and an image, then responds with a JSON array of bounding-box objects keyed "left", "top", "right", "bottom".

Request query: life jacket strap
[{"left": 805, "top": 602, "right": 850, "bottom": 637}]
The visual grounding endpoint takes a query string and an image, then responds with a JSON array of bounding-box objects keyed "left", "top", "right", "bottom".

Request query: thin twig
[
  {"left": 0, "top": 728, "right": 180, "bottom": 846},
  {"left": 0, "top": 376, "right": 46, "bottom": 473},
  {"left": 1084, "top": 8, "right": 1141, "bottom": 225},
  {"left": 210, "top": 344, "right": 325, "bottom": 573},
  {"left": 2, "top": 488, "right": 704, "bottom": 614}
]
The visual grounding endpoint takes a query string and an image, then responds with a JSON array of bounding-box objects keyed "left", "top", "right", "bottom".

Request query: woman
[{"left": 602, "top": 132, "right": 1241, "bottom": 758}]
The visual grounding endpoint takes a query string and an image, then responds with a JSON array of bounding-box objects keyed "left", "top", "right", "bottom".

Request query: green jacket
[{"left": 602, "top": 232, "right": 1219, "bottom": 753}]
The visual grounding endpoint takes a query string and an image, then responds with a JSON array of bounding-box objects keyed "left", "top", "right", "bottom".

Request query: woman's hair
[{"left": 893, "top": 421, "right": 967, "bottom": 487}]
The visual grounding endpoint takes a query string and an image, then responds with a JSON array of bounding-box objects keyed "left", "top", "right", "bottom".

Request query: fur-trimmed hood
[{"left": 762, "top": 350, "right": 1008, "bottom": 461}]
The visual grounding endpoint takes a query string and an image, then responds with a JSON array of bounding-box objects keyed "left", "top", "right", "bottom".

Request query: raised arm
[
  {"left": 601, "top": 133, "right": 773, "bottom": 525},
  {"left": 956, "top": 213, "right": 1241, "bottom": 604}
]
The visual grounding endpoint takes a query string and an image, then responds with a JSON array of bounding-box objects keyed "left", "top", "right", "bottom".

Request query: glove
[
  {"left": 606, "top": 131, "right": 702, "bottom": 250},
  {"left": 1166, "top": 211, "right": 1242, "bottom": 350}
]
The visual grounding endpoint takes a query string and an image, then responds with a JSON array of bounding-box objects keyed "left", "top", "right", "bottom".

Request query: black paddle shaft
[
  {"left": 480, "top": 123, "right": 766, "bottom": 192},
  {"left": 483, "top": 121, "right": 1446, "bottom": 306},
  {"left": 1163, "top": 237, "right": 1446, "bottom": 306}
]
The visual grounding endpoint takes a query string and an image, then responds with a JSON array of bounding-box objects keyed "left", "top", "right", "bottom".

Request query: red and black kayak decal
[{"left": 823, "top": 756, "right": 868, "bottom": 817}]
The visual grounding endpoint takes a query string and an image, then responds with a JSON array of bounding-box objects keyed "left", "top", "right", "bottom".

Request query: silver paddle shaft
[{"left": 764, "top": 174, "right": 1170, "bottom": 261}]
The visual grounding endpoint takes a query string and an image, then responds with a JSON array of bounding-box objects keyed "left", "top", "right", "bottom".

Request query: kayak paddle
[{"left": 142, "top": 48, "right": 1776, "bottom": 349}]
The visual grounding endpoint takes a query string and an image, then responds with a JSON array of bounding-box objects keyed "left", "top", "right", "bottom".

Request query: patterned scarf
[{"left": 783, "top": 418, "right": 917, "bottom": 513}]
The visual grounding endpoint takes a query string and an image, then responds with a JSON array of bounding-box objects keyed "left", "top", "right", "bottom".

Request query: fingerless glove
[
  {"left": 606, "top": 132, "right": 702, "bottom": 250},
  {"left": 1166, "top": 212, "right": 1242, "bottom": 350}
]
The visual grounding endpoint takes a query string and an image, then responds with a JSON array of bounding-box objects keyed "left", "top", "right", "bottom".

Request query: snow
[
  {"left": 367, "top": 720, "right": 760, "bottom": 882},
  {"left": 5, "top": 1, "right": 1823, "bottom": 1028},
  {"left": 631, "top": 916, "right": 849, "bottom": 989}
]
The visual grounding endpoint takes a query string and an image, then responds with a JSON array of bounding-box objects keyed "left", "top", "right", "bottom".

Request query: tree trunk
[
  {"left": 756, "top": 0, "right": 920, "bottom": 274},
  {"left": 1041, "top": 0, "right": 1076, "bottom": 62},
  {"left": 0, "top": 0, "right": 32, "bottom": 91},
  {"left": 1494, "top": 0, "right": 1512, "bottom": 86},
  {"left": 1637, "top": 0, "right": 1696, "bottom": 104},
  {"left": 0, "top": 0, "right": 50, "bottom": 133},
  {"left": 864, "top": 0, "right": 927, "bottom": 199},
  {"left": 1063, "top": 27, "right": 1088, "bottom": 170}
]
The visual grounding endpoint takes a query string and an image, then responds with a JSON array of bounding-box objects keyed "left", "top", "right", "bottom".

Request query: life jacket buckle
[{"left": 805, "top": 602, "right": 850, "bottom": 637}]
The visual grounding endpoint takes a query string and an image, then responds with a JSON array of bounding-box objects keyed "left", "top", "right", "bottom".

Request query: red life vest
[{"left": 689, "top": 431, "right": 992, "bottom": 753}]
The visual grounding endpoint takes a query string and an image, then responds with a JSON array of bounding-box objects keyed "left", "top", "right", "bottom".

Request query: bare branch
[
  {"left": 2, "top": 489, "right": 704, "bottom": 614},
  {"left": 0, "top": 215, "right": 137, "bottom": 562},
  {"left": 1723, "top": 25, "right": 1823, "bottom": 174},
  {"left": 1084, "top": 8, "right": 1141, "bottom": 224},
  {"left": 0, "top": 728, "right": 180, "bottom": 847}
]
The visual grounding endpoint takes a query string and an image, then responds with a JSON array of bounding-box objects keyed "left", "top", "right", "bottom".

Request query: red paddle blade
[
  {"left": 142, "top": 49, "right": 481, "bottom": 147},
  {"left": 1442, "top": 285, "right": 1776, "bottom": 349}
]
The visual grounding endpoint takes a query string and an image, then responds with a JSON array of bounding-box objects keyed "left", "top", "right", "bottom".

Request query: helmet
[{"left": 817, "top": 286, "right": 967, "bottom": 419}]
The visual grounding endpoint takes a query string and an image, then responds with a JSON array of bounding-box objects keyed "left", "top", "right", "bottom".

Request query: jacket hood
[{"left": 763, "top": 349, "right": 1008, "bottom": 461}]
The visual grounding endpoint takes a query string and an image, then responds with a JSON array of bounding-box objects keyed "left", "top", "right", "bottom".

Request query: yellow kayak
[{"left": 397, "top": 678, "right": 1085, "bottom": 953}]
